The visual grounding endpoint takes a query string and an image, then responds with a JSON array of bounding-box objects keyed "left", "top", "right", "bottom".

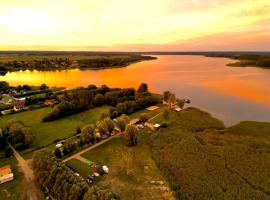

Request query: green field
[
  {"left": 0, "top": 158, "right": 24, "bottom": 200},
  {"left": 66, "top": 159, "right": 94, "bottom": 178},
  {"left": 0, "top": 106, "right": 111, "bottom": 155},
  {"left": 150, "top": 107, "right": 270, "bottom": 199},
  {"left": 81, "top": 130, "right": 175, "bottom": 200}
]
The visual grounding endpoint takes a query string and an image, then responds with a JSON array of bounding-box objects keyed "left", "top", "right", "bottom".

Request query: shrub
[{"left": 124, "top": 125, "right": 138, "bottom": 146}]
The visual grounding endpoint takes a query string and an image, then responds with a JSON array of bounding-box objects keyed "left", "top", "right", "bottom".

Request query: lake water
[{"left": 1, "top": 55, "right": 270, "bottom": 126}]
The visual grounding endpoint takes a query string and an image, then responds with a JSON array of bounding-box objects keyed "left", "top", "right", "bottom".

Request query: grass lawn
[
  {"left": 150, "top": 107, "right": 270, "bottom": 200},
  {"left": 81, "top": 129, "right": 175, "bottom": 200},
  {"left": 0, "top": 106, "right": 111, "bottom": 156},
  {"left": 66, "top": 159, "right": 94, "bottom": 178},
  {"left": 0, "top": 158, "right": 24, "bottom": 200},
  {"left": 129, "top": 103, "right": 166, "bottom": 120}
]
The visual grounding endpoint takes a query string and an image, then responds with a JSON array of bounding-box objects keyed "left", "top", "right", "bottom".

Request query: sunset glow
[{"left": 0, "top": 0, "right": 269, "bottom": 51}]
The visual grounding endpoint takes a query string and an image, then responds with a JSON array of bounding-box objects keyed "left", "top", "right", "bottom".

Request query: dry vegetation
[
  {"left": 81, "top": 132, "right": 175, "bottom": 200},
  {"left": 150, "top": 107, "right": 270, "bottom": 200}
]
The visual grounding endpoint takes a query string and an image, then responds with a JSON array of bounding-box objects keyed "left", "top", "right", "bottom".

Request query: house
[
  {"left": 8, "top": 90, "right": 18, "bottom": 97},
  {"left": 71, "top": 60, "right": 79, "bottom": 67},
  {"left": 0, "top": 165, "right": 14, "bottom": 184},
  {"left": 0, "top": 94, "right": 14, "bottom": 105},
  {"left": 44, "top": 99, "right": 58, "bottom": 106},
  {"left": 13, "top": 98, "right": 26, "bottom": 112},
  {"left": 145, "top": 122, "right": 160, "bottom": 130},
  {"left": 146, "top": 106, "right": 159, "bottom": 111},
  {"left": 174, "top": 107, "right": 182, "bottom": 112}
]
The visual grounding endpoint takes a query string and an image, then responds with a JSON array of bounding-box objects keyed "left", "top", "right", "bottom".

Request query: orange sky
[{"left": 0, "top": 0, "right": 269, "bottom": 51}]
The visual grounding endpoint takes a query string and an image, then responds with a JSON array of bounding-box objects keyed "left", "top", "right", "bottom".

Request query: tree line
[
  {"left": 43, "top": 83, "right": 159, "bottom": 122},
  {"left": 33, "top": 150, "right": 119, "bottom": 200}
]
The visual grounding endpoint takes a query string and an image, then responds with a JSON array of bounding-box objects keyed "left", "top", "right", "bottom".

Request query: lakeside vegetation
[
  {"left": 150, "top": 107, "right": 270, "bottom": 199},
  {"left": 0, "top": 54, "right": 156, "bottom": 73},
  {"left": 227, "top": 55, "right": 270, "bottom": 68}
]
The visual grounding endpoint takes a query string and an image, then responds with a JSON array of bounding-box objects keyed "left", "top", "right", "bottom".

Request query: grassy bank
[
  {"left": 150, "top": 107, "right": 270, "bottom": 199},
  {"left": 0, "top": 106, "right": 111, "bottom": 156}
]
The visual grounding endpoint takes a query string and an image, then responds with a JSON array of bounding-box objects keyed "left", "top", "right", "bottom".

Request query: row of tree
[
  {"left": 5, "top": 120, "right": 34, "bottom": 150},
  {"left": 33, "top": 150, "right": 118, "bottom": 200},
  {"left": 43, "top": 83, "right": 155, "bottom": 122},
  {"left": 54, "top": 114, "right": 130, "bottom": 158},
  {"left": 109, "top": 95, "right": 160, "bottom": 118}
]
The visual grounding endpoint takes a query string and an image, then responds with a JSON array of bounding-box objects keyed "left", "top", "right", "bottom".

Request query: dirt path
[
  {"left": 9, "top": 144, "right": 41, "bottom": 200},
  {"left": 148, "top": 112, "right": 162, "bottom": 122},
  {"left": 64, "top": 133, "right": 122, "bottom": 164}
]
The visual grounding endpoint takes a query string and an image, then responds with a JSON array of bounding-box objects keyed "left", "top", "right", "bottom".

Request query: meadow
[
  {"left": 0, "top": 106, "right": 111, "bottom": 156},
  {"left": 80, "top": 130, "right": 175, "bottom": 200}
]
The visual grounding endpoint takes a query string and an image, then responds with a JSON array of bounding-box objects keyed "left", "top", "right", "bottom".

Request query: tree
[
  {"left": 139, "top": 113, "right": 148, "bottom": 123},
  {"left": 167, "top": 93, "right": 176, "bottom": 108},
  {"left": 124, "top": 125, "right": 138, "bottom": 146},
  {"left": 76, "top": 126, "right": 81, "bottom": 135},
  {"left": 0, "top": 133, "right": 7, "bottom": 151},
  {"left": 0, "top": 81, "right": 9, "bottom": 93},
  {"left": 40, "top": 83, "right": 48, "bottom": 90},
  {"left": 6, "top": 120, "right": 34, "bottom": 147},
  {"left": 163, "top": 108, "right": 170, "bottom": 118},
  {"left": 103, "top": 117, "right": 115, "bottom": 133},
  {"left": 83, "top": 186, "right": 119, "bottom": 200},
  {"left": 96, "top": 121, "right": 109, "bottom": 136},
  {"left": 163, "top": 91, "right": 171, "bottom": 102},
  {"left": 81, "top": 124, "right": 95, "bottom": 143},
  {"left": 22, "top": 84, "right": 31, "bottom": 91},
  {"left": 137, "top": 83, "right": 148, "bottom": 93},
  {"left": 115, "top": 117, "right": 127, "bottom": 132},
  {"left": 120, "top": 114, "right": 130, "bottom": 124},
  {"left": 177, "top": 99, "right": 185, "bottom": 109},
  {"left": 98, "top": 84, "right": 110, "bottom": 95},
  {"left": 21, "top": 127, "right": 34, "bottom": 145},
  {"left": 4, "top": 147, "right": 13, "bottom": 157},
  {"left": 94, "top": 94, "right": 105, "bottom": 106},
  {"left": 54, "top": 148, "right": 62, "bottom": 158},
  {"left": 87, "top": 84, "right": 97, "bottom": 90}
]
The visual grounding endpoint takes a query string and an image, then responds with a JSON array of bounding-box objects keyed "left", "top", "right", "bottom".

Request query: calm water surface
[{"left": 1, "top": 55, "right": 270, "bottom": 125}]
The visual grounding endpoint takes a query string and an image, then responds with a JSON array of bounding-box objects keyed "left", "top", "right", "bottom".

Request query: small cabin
[
  {"left": 44, "top": 99, "right": 58, "bottom": 106},
  {"left": 13, "top": 98, "right": 26, "bottom": 112},
  {"left": 0, "top": 165, "right": 14, "bottom": 185}
]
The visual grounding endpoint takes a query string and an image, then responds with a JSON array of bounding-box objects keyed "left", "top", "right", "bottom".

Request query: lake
[{"left": 1, "top": 55, "right": 270, "bottom": 126}]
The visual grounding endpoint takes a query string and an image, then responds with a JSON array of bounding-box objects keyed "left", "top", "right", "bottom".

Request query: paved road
[
  {"left": 64, "top": 133, "right": 122, "bottom": 164},
  {"left": 9, "top": 144, "right": 40, "bottom": 200}
]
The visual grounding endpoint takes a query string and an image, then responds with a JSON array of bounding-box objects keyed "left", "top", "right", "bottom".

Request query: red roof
[{"left": 0, "top": 165, "right": 11, "bottom": 171}]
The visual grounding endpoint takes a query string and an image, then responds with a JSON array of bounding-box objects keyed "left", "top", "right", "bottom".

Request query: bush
[
  {"left": 124, "top": 125, "right": 138, "bottom": 146},
  {"left": 4, "top": 147, "right": 13, "bottom": 157},
  {"left": 160, "top": 122, "right": 168, "bottom": 128},
  {"left": 14, "top": 142, "right": 29, "bottom": 150}
]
